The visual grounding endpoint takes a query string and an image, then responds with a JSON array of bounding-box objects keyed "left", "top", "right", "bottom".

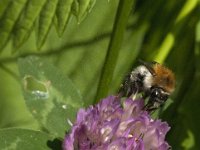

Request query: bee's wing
[{"left": 138, "top": 59, "right": 158, "bottom": 76}]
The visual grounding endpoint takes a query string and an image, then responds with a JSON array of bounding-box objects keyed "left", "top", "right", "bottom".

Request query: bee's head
[{"left": 150, "top": 87, "right": 169, "bottom": 103}]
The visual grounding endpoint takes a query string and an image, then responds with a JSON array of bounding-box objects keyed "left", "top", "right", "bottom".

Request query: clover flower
[{"left": 63, "top": 96, "right": 171, "bottom": 150}]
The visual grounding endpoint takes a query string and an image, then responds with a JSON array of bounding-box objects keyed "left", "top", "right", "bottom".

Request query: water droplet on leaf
[
  {"left": 23, "top": 75, "right": 50, "bottom": 100},
  {"left": 31, "top": 90, "right": 49, "bottom": 99}
]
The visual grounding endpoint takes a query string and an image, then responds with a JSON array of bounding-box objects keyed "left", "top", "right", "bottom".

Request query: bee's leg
[
  {"left": 118, "top": 74, "right": 132, "bottom": 97},
  {"left": 118, "top": 72, "right": 142, "bottom": 98},
  {"left": 127, "top": 81, "right": 138, "bottom": 98},
  {"left": 143, "top": 99, "right": 160, "bottom": 113},
  {"left": 146, "top": 106, "right": 158, "bottom": 113},
  {"left": 118, "top": 83, "right": 129, "bottom": 98},
  {"left": 141, "top": 91, "right": 150, "bottom": 110}
]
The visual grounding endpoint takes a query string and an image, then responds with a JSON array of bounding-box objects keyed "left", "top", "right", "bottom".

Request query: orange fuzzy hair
[{"left": 152, "top": 63, "right": 175, "bottom": 93}]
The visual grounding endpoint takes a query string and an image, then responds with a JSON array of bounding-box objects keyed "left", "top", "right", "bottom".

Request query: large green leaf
[
  {"left": 37, "top": 0, "right": 59, "bottom": 49},
  {"left": 0, "top": 0, "right": 97, "bottom": 51},
  {"left": 72, "top": 0, "right": 96, "bottom": 23},
  {"left": 18, "top": 56, "right": 83, "bottom": 138},
  {"left": 0, "top": 0, "right": 27, "bottom": 50},
  {"left": 0, "top": 128, "right": 59, "bottom": 150},
  {"left": 54, "top": 0, "right": 74, "bottom": 36},
  {"left": 13, "top": 0, "right": 47, "bottom": 48}
]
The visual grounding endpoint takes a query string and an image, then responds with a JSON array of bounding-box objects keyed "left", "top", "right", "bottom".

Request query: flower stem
[{"left": 95, "top": 0, "right": 135, "bottom": 103}]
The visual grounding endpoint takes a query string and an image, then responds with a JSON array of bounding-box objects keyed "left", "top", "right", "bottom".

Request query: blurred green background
[{"left": 0, "top": 0, "right": 200, "bottom": 149}]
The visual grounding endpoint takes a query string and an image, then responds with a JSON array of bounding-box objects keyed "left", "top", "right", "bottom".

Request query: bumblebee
[{"left": 118, "top": 60, "right": 175, "bottom": 112}]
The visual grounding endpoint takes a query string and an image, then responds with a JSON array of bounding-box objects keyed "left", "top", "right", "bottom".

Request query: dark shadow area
[{"left": 47, "top": 138, "right": 62, "bottom": 150}]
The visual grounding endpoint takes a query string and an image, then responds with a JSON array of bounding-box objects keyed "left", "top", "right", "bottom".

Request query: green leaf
[
  {"left": 37, "top": 0, "right": 59, "bottom": 49},
  {"left": 13, "top": 0, "right": 47, "bottom": 48},
  {"left": 18, "top": 56, "right": 83, "bottom": 138},
  {"left": 0, "top": 0, "right": 27, "bottom": 50},
  {"left": 54, "top": 0, "right": 74, "bottom": 36},
  {"left": 0, "top": 0, "right": 10, "bottom": 18},
  {"left": 72, "top": 0, "right": 96, "bottom": 23},
  {"left": 0, "top": 0, "right": 97, "bottom": 50},
  {"left": 0, "top": 128, "right": 58, "bottom": 150}
]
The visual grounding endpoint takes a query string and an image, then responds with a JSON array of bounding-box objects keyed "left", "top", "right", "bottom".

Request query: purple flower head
[{"left": 63, "top": 96, "right": 171, "bottom": 150}]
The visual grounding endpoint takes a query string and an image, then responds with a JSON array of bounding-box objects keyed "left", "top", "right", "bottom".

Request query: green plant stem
[{"left": 95, "top": 0, "right": 135, "bottom": 103}]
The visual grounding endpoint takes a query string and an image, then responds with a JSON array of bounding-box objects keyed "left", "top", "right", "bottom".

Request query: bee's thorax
[{"left": 130, "top": 65, "right": 153, "bottom": 91}]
